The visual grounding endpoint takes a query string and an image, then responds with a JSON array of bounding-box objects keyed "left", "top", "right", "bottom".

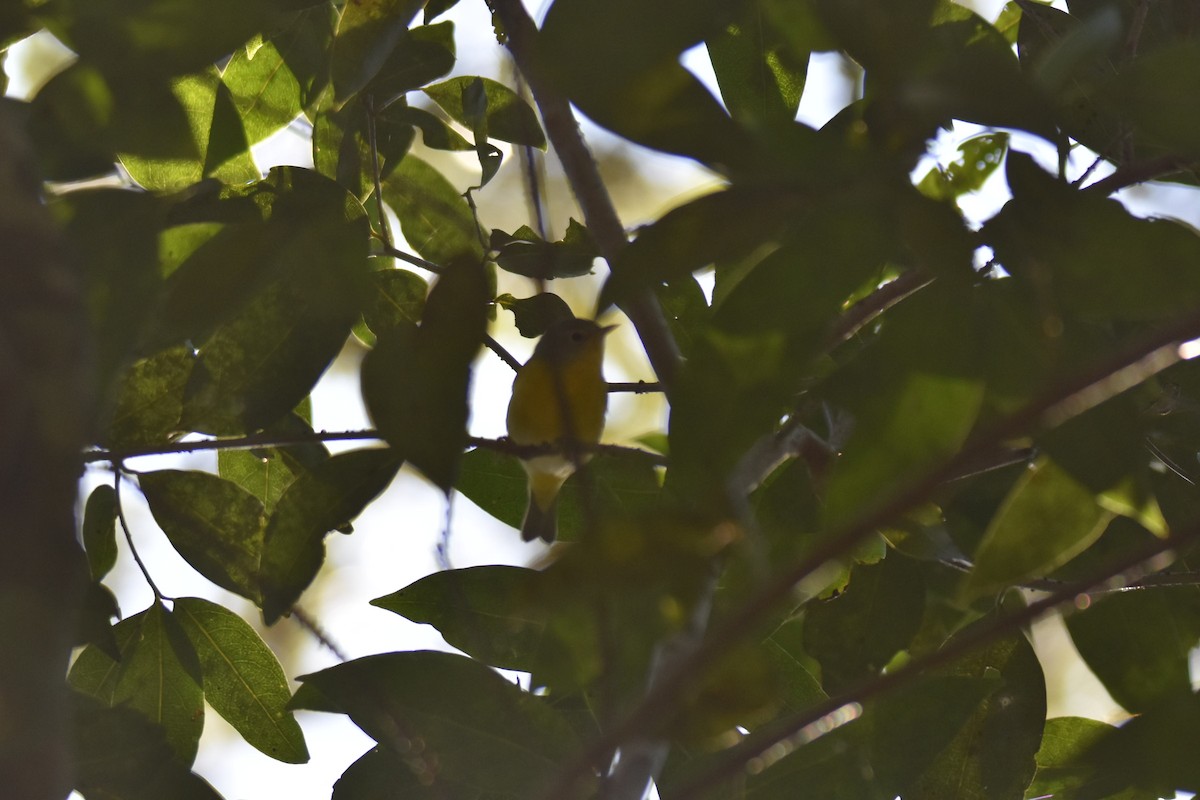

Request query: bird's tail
[{"left": 521, "top": 492, "right": 558, "bottom": 543}]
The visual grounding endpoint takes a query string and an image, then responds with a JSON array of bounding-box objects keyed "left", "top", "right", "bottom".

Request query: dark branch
[{"left": 1083, "top": 155, "right": 1196, "bottom": 196}]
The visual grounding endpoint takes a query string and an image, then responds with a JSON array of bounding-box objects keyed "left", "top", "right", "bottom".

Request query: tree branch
[
  {"left": 668, "top": 523, "right": 1200, "bottom": 798},
  {"left": 823, "top": 270, "right": 934, "bottom": 349},
  {"left": 537, "top": 307, "right": 1200, "bottom": 800},
  {"left": 487, "top": 0, "right": 683, "bottom": 392},
  {"left": 1082, "top": 155, "right": 1196, "bottom": 195}
]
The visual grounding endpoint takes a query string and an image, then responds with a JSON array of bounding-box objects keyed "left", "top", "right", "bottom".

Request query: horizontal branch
[{"left": 1083, "top": 154, "right": 1197, "bottom": 195}]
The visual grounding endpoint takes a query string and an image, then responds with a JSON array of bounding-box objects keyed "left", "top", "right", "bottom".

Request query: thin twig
[
  {"left": 113, "top": 468, "right": 166, "bottom": 601},
  {"left": 365, "top": 95, "right": 393, "bottom": 252},
  {"left": 84, "top": 430, "right": 385, "bottom": 463},
  {"left": 485, "top": 333, "right": 523, "bottom": 371},
  {"left": 607, "top": 381, "right": 663, "bottom": 394},
  {"left": 1083, "top": 155, "right": 1193, "bottom": 195},
  {"left": 379, "top": 245, "right": 444, "bottom": 274},
  {"left": 289, "top": 605, "right": 348, "bottom": 662},
  {"left": 823, "top": 270, "right": 934, "bottom": 349}
]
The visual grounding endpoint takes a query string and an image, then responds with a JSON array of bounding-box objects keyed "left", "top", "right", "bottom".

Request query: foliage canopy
[{"left": 4, "top": 0, "right": 1200, "bottom": 797}]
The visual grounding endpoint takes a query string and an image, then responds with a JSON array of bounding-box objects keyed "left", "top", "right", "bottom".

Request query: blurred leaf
[
  {"left": 455, "top": 449, "right": 662, "bottom": 540},
  {"left": 82, "top": 484, "right": 118, "bottom": 582},
  {"left": 389, "top": 104, "right": 473, "bottom": 150},
  {"left": 372, "top": 566, "right": 546, "bottom": 671},
  {"left": 917, "top": 132, "right": 1009, "bottom": 201},
  {"left": 424, "top": 76, "right": 545, "bottom": 147},
  {"left": 985, "top": 153, "right": 1200, "bottom": 323},
  {"left": 802, "top": 553, "right": 926, "bottom": 693},
  {"left": 760, "top": 617, "right": 827, "bottom": 712},
  {"left": 496, "top": 292, "right": 575, "bottom": 337},
  {"left": 121, "top": 67, "right": 259, "bottom": 192},
  {"left": 706, "top": 5, "right": 806, "bottom": 127},
  {"left": 333, "top": 745, "right": 484, "bottom": 799},
  {"left": 1108, "top": 41, "right": 1200, "bottom": 160},
  {"left": 963, "top": 458, "right": 1114, "bottom": 600},
  {"left": 260, "top": 448, "right": 402, "bottom": 622},
  {"left": 361, "top": 258, "right": 488, "bottom": 491},
  {"left": 1026, "top": 716, "right": 1156, "bottom": 800},
  {"left": 911, "top": 617, "right": 1046, "bottom": 799},
  {"left": 539, "top": 0, "right": 749, "bottom": 167},
  {"left": 383, "top": 155, "right": 483, "bottom": 264},
  {"left": 140, "top": 470, "right": 267, "bottom": 604},
  {"left": 55, "top": 189, "right": 164, "bottom": 393},
  {"left": 490, "top": 219, "right": 599, "bottom": 280},
  {"left": 101, "top": 345, "right": 195, "bottom": 449},
  {"left": 361, "top": 268, "right": 428, "bottom": 339},
  {"left": 70, "top": 694, "right": 225, "bottom": 800},
  {"left": 173, "top": 597, "right": 309, "bottom": 763},
  {"left": 823, "top": 283, "right": 985, "bottom": 528},
  {"left": 1065, "top": 587, "right": 1200, "bottom": 714},
  {"left": 331, "top": 0, "right": 425, "bottom": 104},
  {"left": 181, "top": 169, "right": 370, "bottom": 434},
  {"left": 25, "top": 63, "right": 168, "bottom": 181},
  {"left": 655, "top": 276, "right": 709, "bottom": 360},
  {"left": 74, "top": 581, "right": 122, "bottom": 661},
  {"left": 367, "top": 22, "right": 456, "bottom": 99},
  {"left": 293, "top": 651, "right": 585, "bottom": 796},
  {"left": 47, "top": 0, "right": 274, "bottom": 78}
]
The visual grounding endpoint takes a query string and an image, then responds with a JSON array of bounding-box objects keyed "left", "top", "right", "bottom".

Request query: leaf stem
[{"left": 113, "top": 467, "right": 166, "bottom": 601}]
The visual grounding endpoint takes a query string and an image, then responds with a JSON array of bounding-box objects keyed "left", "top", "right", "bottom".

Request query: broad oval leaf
[
  {"left": 293, "top": 650, "right": 584, "bottom": 797},
  {"left": 331, "top": 0, "right": 425, "bottom": 104},
  {"left": 963, "top": 458, "right": 1114, "bottom": 601},
  {"left": 139, "top": 469, "right": 266, "bottom": 603},
  {"left": 382, "top": 155, "right": 482, "bottom": 264},
  {"left": 173, "top": 597, "right": 309, "bottom": 764},
  {"left": 259, "top": 448, "right": 403, "bottom": 622},
  {"left": 82, "top": 484, "right": 118, "bottom": 581},
  {"left": 423, "top": 76, "right": 545, "bottom": 148},
  {"left": 372, "top": 566, "right": 546, "bottom": 671}
]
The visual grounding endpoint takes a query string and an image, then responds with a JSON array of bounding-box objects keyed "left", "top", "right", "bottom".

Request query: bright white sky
[{"left": 10, "top": 0, "right": 1198, "bottom": 797}]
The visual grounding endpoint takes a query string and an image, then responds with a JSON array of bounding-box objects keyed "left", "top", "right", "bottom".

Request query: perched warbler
[{"left": 505, "top": 318, "right": 615, "bottom": 542}]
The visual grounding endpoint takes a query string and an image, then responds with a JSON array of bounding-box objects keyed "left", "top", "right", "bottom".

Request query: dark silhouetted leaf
[
  {"left": 140, "top": 470, "right": 266, "bottom": 603},
  {"left": 496, "top": 292, "right": 574, "bottom": 337},
  {"left": 293, "top": 651, "right": 584, "bottom": 796},
  {"left": 491, "top": 219, "right": 598, "bottom": 280},
  {"left": 82, "top": 484, "right": 118, "bottom": 581},
  {"left": 330, "top": 0, "right": 425, "bottom": 104},
  {"left": 260, "top": 448, "right": 402, "bottom": 622},
  {"left": 707, "top": 6, "right": 806, "bottom": 126}
]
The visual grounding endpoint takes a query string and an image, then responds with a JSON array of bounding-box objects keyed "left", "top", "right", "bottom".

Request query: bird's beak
[{"left": 600, "top": 324, "right": 618, "bottom": 336}]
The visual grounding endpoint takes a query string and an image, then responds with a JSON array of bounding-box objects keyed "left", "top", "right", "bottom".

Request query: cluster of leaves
[{"left": 8, "top": 0, "right": 1200, "bottom": 796}]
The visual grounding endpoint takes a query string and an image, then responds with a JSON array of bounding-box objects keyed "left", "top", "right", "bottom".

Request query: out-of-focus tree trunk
[{"left": 0, "top": 105, "right": 88, "bottom": 800}]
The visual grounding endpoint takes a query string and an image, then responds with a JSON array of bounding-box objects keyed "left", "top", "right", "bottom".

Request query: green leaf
[
  {"left": 74, "top": 581, "right": 122, "bottom": 661},
  {"left": 121, "top": 67, "right": 259, "bottom": 192},
  {"left": 48, "top": 0, "right": 275, "bottom": 78},
  {"left": 101, "top": 344, "right": 195, "bottom": 449},
  {"left": 490, "top": 219, "right": 599, "bottom": 280},
  {"left": 1065, "top": 587, "right": 1200, "bottom": 714},
  {"left": 1078, "top": 690, "right": 1200, "bottom": 797},
  {"left": 361, "top": 268, "right": 428, "bottom": 339},
  {"left": 260, "top": 448, "right": 403, "bottom": 622},
  {"left": 108, "top": 603, "right": 205, "bottom": 766},
  {"left": 373, "top": 566, "right": 546, "bottom": 672},
  {"left": 293, "top": 651, "right": 584, "bottom": 796},
  {"left": 706, "top": 6, "right": 806, "bottom": 126},
  {"left": 496, "top": 292, "right": 575, "bottom": 337},
  {"left": 333, "top": 746, "right": 483, "bottom": 799},
  {"left": 655, "top": 276, "right": 709, "bottom": 360},
  {"left": 218, "top": 413, "right": 332, "bottom": 512},
  {"left": 917, "top": 132, "right": 1010, "bottom": 202},
  {"left": 388, "top": 104, "right": 473, "bottom": 150},
  {"left": 1108, "top": 42, "right": 1200, "bottom": 160},
  {"left": 963, "top": 458, "right": 1114, "bottom": 600},
  {"left": 139, "top": 470, "right": 267, "bottom": 604},
  {"left": 911, "top": 618, "right": 1046, "bottom": 800},
  {"left": 539, "top": 0, "right": 749, "bottom": 167},
  {"left": 383, "top": 155, "right": 483, "bottom": 264},
  {"left": 802, "top": 553, "right": 926, "bottom": 693},
  {"left": 180, "top": 169, "right": 371, "bottom": 434},
  {"left": 361, "top": 258, "right": 489, "bottom": 491},
  {"left": 455, "top": 449, "right": 662, "bottom": 541},
  {"left": 82, "top": 484, "right": 118, "bottom": 581},
  {"left": 1027, "top": 717, "right": 1158, "bottom": 800},
  {"left": 330, "top": 0, "right": 425, "bottom": 104},
  {"left": 985, "top": 153, "right": 1200, "bottom": 323},
  {"left": 366, "top": 21, "right": 456, "bottom": 99},
  {"left": 69, "top": 614, "right": 141, "bottom": 704},
  {"left": 760, "top": 617, "right": 827, "bottom": 712},
  {"left": 173, "top": 597, "right": 309, "bottom": 764},
  {"left": 70, "top": 694, "right": 225, "bottom": 800},
  {"left": 221, "top": 38, "right": 305, "bottom": 144},
  {"left": 423, "top": 76, "right": 545, "bottom": 148},
  {"left": 822, "top": 283, "right": 985, "bottom": 529}
]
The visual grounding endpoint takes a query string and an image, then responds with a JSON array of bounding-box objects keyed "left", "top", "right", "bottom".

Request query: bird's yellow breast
[{"left": 506, "top": 343, "right": 607, "bottom": 448}]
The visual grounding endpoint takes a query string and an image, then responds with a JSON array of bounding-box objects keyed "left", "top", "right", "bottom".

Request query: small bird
[{"left": 506, "top": 317, "right": 614, "bottom": 542}]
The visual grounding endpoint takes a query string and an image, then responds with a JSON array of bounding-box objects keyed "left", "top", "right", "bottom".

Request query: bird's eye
[{"left": 571, "top": 330, "right": 586, "bottom": 342}]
